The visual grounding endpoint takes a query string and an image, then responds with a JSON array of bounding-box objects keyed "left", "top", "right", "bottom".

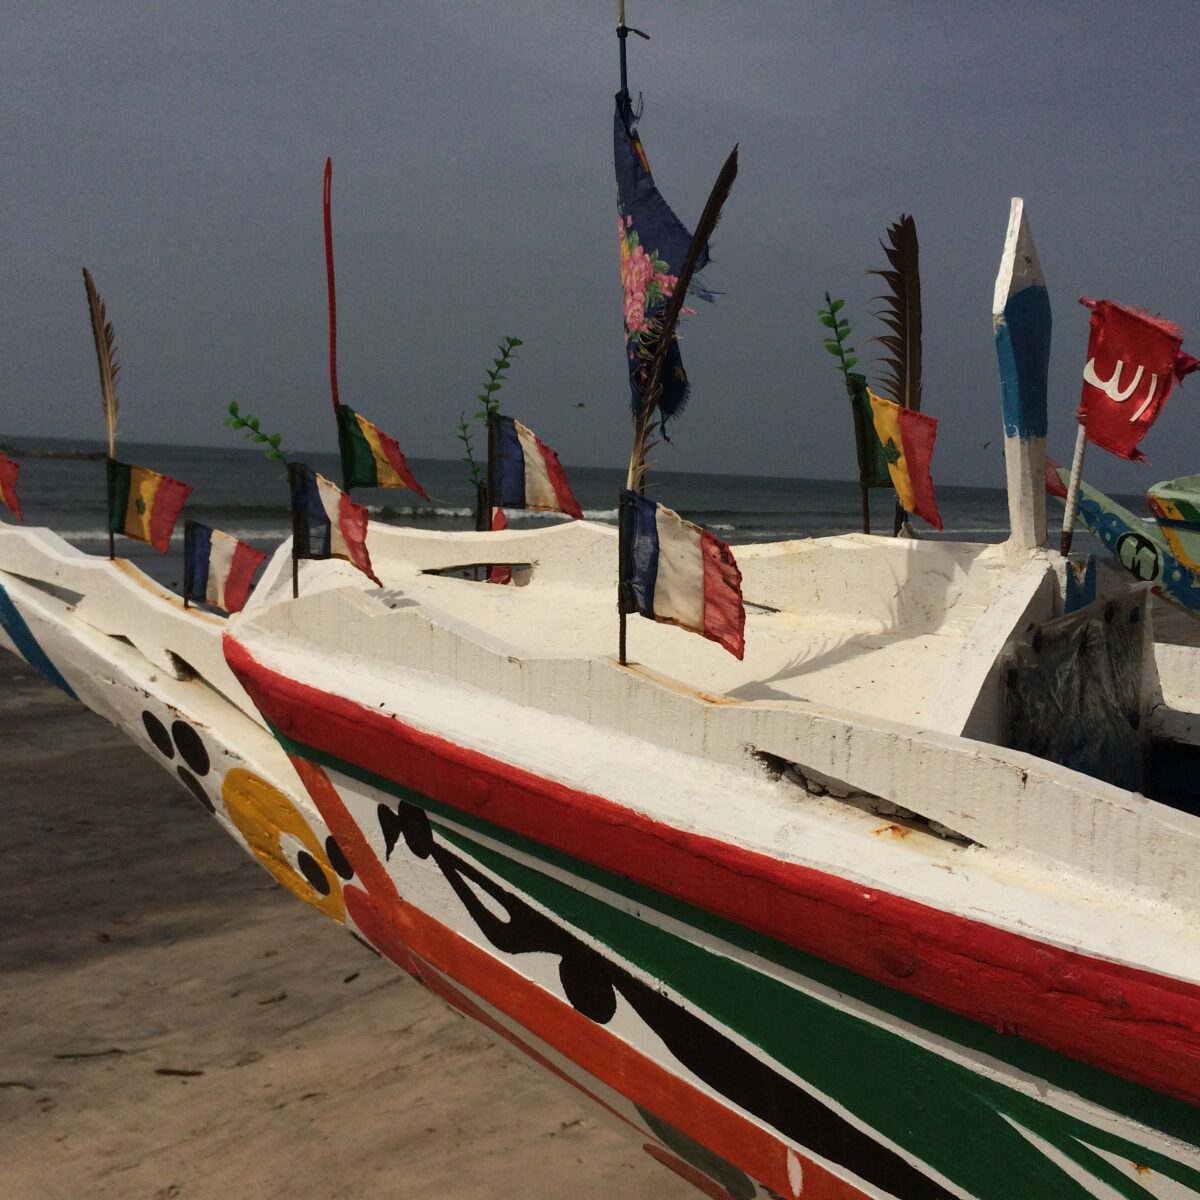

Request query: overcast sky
[{"left": 3, "top": 1, "right": 1198, "bottom": 492}]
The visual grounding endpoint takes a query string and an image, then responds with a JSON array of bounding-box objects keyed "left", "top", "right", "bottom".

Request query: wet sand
[{"left": 0, "top": 658, "right": 691, "bottom": 1200}]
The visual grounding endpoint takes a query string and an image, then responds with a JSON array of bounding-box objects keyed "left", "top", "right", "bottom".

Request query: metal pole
[
  {"left": 617, "top": 491, "right": 629, "bottom": 665},
  {"left": 617, "top": 1, "right": 629, "bottom": 98},
  {"left": 860, "top": 487, "right": 870, "bottom": 536},
  {"left": 1060, "top": 423, "right": 1088, "bottom": 556},
  {"left": 288, "top": 462, "right": 303, "bottom": 598}
]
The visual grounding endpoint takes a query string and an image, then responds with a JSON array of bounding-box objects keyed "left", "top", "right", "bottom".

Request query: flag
[
  {"left": 288, "top": 462, "right": 380, "bottom": 585},
  {"left": 1044, "top": 455, "right": 1069, "bottom": 499},
  {"left": 619, "top": 490, "right": 744, "bottom": 659},
  {"left": 615, "top": 97, "right": 712, "bottom": 426},
  {"left": 106, "top": 459, "right": 191, "bottom": 553},
  {"left": 183, "top": 521, "right": 268, "bottom": 613},
  {"left": 0, "top": 451, "right": 22, "bottom": 521},
  {"left": 867, "top": 390, "right": 943, "bottom": 531},
  {"left": 487, "top": 506, "right": 511, "bottom": 585},
  {"left": 1077, "top": 298, "right": 1199, "bottom": 461},
  {"left": 491, "top": 415, "right": 583, "bottom": 519},
  {"left": 336, "top": 404, "right": 429, "bottom": 500}
]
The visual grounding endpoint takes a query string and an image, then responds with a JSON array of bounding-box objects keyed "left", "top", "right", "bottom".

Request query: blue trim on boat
[
  {"left": 996, "top": 284, "right": 1051, "bottom": 441},
  {"left": 0, "top": 581, "right": 78, "bottom": 699}
]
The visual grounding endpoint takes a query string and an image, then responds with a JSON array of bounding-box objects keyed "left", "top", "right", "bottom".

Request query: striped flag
[
  {"left": 492, "top": 415, "right": 583, "bottom": 519},
  {"left": 867, "top": 390, "right": 943, "bottom": 531},
  {"left": 336, "top": 404, "right": 429, "bottom": 500},
  {"left": 0, "top": 452, "right": 22, "bottom": 521},
  {"left": 183, "top": 521, "right": 268, "bottom": 613},
  {"left": 619, "top": 491, "right": 745, "bottom": 659},
  {"left": 288, "top": 463, "right": 380, "bottom": 585},
  {"left": 106, "top": 459, "right": 192, "bottom": 553}
]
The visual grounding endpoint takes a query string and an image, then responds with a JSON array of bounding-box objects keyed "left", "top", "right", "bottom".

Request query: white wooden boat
[{"left": 2, "top": 201, "right": 1199, "bottom": 1198}]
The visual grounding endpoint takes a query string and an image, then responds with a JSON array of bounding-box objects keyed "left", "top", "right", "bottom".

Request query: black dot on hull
[
  {"left": 296, "top": 850, "right": 331, "bottom": 896},
  {"left": 172, "top": 721, "right": 210, "bottom": 776},
  {"left": 177, "top": 767, "right": 214, "bottom": 814},
  {"left": 143, "top": 712, "right": 173, "bottom": 758}
]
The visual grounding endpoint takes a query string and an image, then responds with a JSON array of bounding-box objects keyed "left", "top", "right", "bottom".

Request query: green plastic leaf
[
  {"left": 223, "top": 417, "right": 236, "bottom": 427},
  {"left": 228, "top": 400, "right": 240, "bottom": 415},
  {"left": 819, "top": 313, "right": 836, "bottom": 328},
  {"left": 824, "top": 339, "right": 842, "bottom": 353},
  {"left": 830, "top": 298, "right": 845, "bottom": 313},
  {"left": 269, "top": 433, "right": 282, "bottom": 447},
  {"left": 843, "top": 356, "right": 858, "bottom": 369}
]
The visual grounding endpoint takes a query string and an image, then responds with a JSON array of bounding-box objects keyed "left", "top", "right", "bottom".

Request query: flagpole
[
  {"left": 182, "top": 519, "right": 192, "bottom": 609},
  {"left": 1060, "top": 423, "right": 1088, "bottom": 556},
  {"left": 617, "top": 490, "right": 629, "bottom": 666},
  {"left": 288, "top": 462, "right": 302, "bottom": 599},
  {"left": 323, "top": 158, "right": 350, "bottom": 495}
]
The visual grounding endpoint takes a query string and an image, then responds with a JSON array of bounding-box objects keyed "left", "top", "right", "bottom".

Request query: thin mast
[{"left": 323, "top": 158, "right": 340, "bottom": 416}]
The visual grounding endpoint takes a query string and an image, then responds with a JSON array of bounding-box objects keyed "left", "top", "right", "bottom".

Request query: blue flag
[{"left": 615, "top": 97, "right": 713, "bottom": 426}]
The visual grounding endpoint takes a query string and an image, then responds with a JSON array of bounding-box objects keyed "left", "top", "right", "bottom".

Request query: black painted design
[
  {"left": 176, "top": 767, "right": 214, "bottom": 814},
  {"left": 296, "top": 850, "right": 331, "bottom": 896},
  {"left": 378, "top": 798, "right": 954, "bottom": 1200},
  {"left": 172, "top": 720, "right": 210, "bottom": 776},
  {"left": 378, "top": 800, "right": 434, "bottom": 861},
  {"left": 325, "top": 836, "right": 354, "bottom": 881},
  {"left": 142, "top": 711, "right": 173, "bottom": 758}
]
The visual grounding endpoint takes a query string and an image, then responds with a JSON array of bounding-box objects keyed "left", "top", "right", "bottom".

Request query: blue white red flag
[
  {"left": 492, "top": 415, "right": 583, "bottom": 519},
  {"left": 288, "top": 463, "right": 381, "bottom": 585},
  {"left": 183, "top": 521, "right": 267, "bottom": 613},
  {"left": 619, "top": 490, "right": 745, "bottom": 659}
]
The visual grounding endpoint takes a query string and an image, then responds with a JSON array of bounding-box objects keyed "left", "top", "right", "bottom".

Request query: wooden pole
[
  {"left": 288, "top": 462, "right": 303, "bottom": 598},
  {"left": 617, "top": 490, "right": 629, "bottom": 665},
  {"left": 1060, "top": 423, "right": 1088, "bottom": 556},
  {"left": 104, "top": 457, "right": 116, "bottom": 560}
]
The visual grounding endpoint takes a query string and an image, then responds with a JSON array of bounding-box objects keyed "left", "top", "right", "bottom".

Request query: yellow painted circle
[{"left": 221, "top": 767, "right": 345, "bottom": 922}]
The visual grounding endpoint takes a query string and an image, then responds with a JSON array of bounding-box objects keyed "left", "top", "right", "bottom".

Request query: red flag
[
  {"left": 1077, "top": 298, "right": 1197, "bottom": 461},
  {"left": 1044, "top": 455, "right": 1068, "bottom": 499},
  {"left": 0, "top": 452, "right": 22, "bottom": 521},
  {"left": 487, "top": 507, "right": 511, "bottom": 585}
]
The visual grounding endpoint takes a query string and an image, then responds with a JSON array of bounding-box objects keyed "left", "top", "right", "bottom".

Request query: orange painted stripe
[{"left": 290, "top": 754, "right": 867, "bottom": 1200}]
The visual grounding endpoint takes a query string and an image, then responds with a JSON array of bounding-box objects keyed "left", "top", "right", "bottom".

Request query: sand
[{"left": 0, "top": 658, "right": 693, "bottom": 1200}]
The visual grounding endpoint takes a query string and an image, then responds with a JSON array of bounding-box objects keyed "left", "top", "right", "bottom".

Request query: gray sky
[{"left": 3, "top": 1, "right": 1198, "bottom": 491}]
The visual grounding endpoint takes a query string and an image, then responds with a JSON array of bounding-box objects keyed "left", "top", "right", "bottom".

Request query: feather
[
  {"left": 869, "top": 214, "right": 922, "bottom": 411},
  {"left": 83, "top": 268, "right": 120, "bottom": 457},
  {"left": 626, "top": 144, "right": 739, "bottom": 491}
]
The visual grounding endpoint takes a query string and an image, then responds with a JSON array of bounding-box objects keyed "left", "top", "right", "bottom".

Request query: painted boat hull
[{"left": 1, "top": 528, "right": 1198, "bottom": 1198}]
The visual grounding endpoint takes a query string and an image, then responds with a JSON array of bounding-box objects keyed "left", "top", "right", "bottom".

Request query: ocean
[{"left": 1, "top": 437, "right": 1121, "bottom": 590}]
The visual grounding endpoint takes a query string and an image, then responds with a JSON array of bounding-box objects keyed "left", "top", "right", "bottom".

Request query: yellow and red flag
[
  {"left": 0, "top": 451, "right": 22, "bottom": 521},
  {"left": 868, "top": 389, "right": 943, "bottom": 531},
  {"left": 106, "top": 460, "right": 192, "bottom": 553}
]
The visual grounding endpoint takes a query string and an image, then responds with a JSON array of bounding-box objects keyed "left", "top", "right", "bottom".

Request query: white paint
[
  {"left": 992, "top": 197, "right": 1044, "bottom": 318},
  {"left": 786, "top": 1147, "right": 804, "bottom": 1196},
  {"left": 650, "top": 500, "right": 705, "bottom": 631}
]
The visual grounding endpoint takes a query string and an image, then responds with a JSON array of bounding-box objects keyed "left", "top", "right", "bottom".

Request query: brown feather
[
  {"left": 83, "top": 268, "right": 120, "bottom": 457},
  {"left": 868, "top": 214, "right": 922, "bottom": 411},
  {"left": 627, "top": 144, "right": 739, "bottom": 491}
]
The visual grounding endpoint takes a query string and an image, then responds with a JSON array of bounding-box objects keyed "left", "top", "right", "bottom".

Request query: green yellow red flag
[
  {"left": 336, "top": 405, "right": 429, "bottom": 500},
  {"left": 867, "top": 390, "right": 943, "bottom": 530},
  {"left": 106, "top": 459, "right": 192, "bottom": 553}
]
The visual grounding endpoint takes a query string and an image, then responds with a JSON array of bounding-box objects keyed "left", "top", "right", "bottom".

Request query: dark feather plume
[
  {"left": 869, "top": 214, "right": 922, "bottom": 411},
  {"left": 83, "top": 268, "right": 120, "bottom": 457},
  {"left": 627, "top": 144, "right": 739, "bottom": 491}
]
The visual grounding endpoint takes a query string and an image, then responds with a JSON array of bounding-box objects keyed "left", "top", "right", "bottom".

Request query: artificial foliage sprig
[
  {"left": 818, "top": 293, "right": 858, "bottom": 393},
  {"left": 224, "top": 401, "right": 290, "bottom": 462},
  {"left": 460, "top": 335, "right": 523, "bottom": 489}
]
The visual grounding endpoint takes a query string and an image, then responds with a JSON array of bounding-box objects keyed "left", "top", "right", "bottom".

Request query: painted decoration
[
  {"left": 1148, "top": 475, "right": 1200, "bottom": 574},
  {"left": 0, "top": 580, "right": 76, "bottom": 698}
]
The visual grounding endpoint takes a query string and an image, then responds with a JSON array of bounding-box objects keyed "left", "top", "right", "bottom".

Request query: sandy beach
[{"left": 0, "top": 657, "right": 692, "bottom": 1200}]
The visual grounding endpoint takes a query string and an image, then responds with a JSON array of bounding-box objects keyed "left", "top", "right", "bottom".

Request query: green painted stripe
[
  {"left": 105, "top": 459, "right": 130, "bottom": 534},
  {"left": 271, "top": 724, "right": 1200, "bottom": 1147},
  {"left": 336, "top": 404, "right": 379, "bottom": 489},
  {"left": 441, "top": 821, "right": 1200, "bottom": 1200}
]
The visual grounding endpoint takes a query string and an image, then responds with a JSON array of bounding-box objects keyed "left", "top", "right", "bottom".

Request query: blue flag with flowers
[{"left": 614, "top": 97, "right": 714, "bottom": 426}]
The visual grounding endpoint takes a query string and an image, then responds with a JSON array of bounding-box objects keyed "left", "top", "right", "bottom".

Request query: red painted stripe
[
  {"left": 293, "top": 754, "right": 863, "bottom": 1200},
  {"left": 147, "top": 476, "right": 192, "bottom": 554},
  {"left": 335, "top": 490, "right": 380, "bottom": 585},
  {"left": 896, "top": 408, "right": 943, "bottom": 531},
  {"left": 377, "top": 426, "right": 429, "bottom": 501},
  {"left": 223, "top": 540, "right": 268, "bottom": 614},
  {"left": 227, "top": 637, "right": 1200, "bottom": 1104},
  {"left": 700, "top": 530, "right": 745, "bottom": 659},
  {"left": 533, "top": 432, "right": 583, "bottom": 519}
]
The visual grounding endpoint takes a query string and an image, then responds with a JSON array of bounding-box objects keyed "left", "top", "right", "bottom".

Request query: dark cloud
[{"left": 3, "top": 1, "right": 1197, "bottom": 492}]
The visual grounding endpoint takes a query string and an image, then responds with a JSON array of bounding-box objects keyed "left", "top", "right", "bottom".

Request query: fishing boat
[{"left": 4, "top": 5, "right": 1200, "bottom": 1190}]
